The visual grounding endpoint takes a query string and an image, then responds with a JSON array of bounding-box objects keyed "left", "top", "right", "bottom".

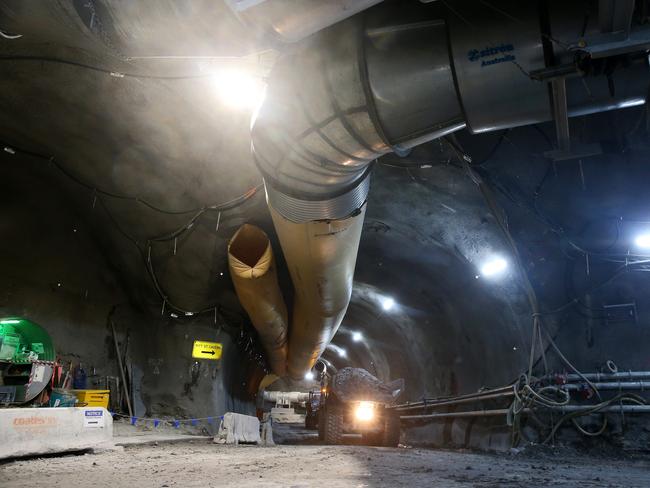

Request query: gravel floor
[{"left": 2, "top": 439, "right": 650, "bottom": 488}]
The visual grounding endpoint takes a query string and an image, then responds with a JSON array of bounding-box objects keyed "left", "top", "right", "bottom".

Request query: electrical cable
[
  {"left": 538, "top": 264, "right": 630, "bottom": 316},
  {"left": 541, "top": 393, "right": 647, "bottom": 444},
  {"left": 445, "top": 135, "right": 627, "bottom": 447},
  {"left": 2, "top": 140, "right": 261, "bottom": 215},
  {"left": 446, "top": 136, "right": 546, "bottom": 380},
  {"left": 5, "top": 139, "right": 262, "bottom": 317},
  {"left": 0, "top": 29, "right": 22, "bottom": 40},
  {"left": 0, "top": 55, "right": 214, "bottom": 80},
  {"left": 539, "top": 325, "right": 601, "bottom": 400}
]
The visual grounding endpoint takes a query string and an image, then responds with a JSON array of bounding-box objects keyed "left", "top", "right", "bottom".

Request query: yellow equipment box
[{"left": 72, "top": 389, "right": 110, "bottom": 408}]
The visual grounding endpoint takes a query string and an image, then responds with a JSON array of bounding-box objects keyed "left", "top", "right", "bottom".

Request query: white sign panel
[{"left": 83, "top": 410, "right": 105, "bottom": 428}]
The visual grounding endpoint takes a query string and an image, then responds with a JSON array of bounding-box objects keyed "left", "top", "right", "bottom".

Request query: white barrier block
[
  {"left": 214, "top": 412, "right": 260, "bottom": 444},
  {"left": 0, "top": 407, "right": 113, "bottom": 459}
]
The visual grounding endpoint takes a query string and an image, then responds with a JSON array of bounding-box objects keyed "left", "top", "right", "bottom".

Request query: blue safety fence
[{"left": 109, "top": 411, "right": 224, "bottom": 428}]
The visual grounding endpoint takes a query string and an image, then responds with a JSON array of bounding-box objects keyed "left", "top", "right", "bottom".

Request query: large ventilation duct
[
  {"left": 252, "top": 4, "right": 463, "bottom": 379},
  {"left": 228, "top": 224, "right": 289, "bottom": 376},
  {"left": 270, "top": 205, "right": 366, "bottom": 379},
  {"left": 447, "top": 0, "right": 649, "bottom": 133},
  {"left": 252, "top": 0, "right": 649, "bottom": 378}
]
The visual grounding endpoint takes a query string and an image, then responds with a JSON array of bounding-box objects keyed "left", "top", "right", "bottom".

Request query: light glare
[
  {"left": 480, "top": 256, "right": 508, "bottom": 277},
  {"left": 326, "top": 343, "right": 347, "bottom": 358},
  {"left": 355, "top": 401, "right": 375, "bottom": 421},
  {"left": 381, "top": 296, "right": 395, "bottom": 311},
  {"left": 211, "top": 68, "right": 266, "bottom": 110},
  {"left": 304, "top": 371, "right": 315, "bottom": 381},
  {"left": 352, "top": 331, "right": 363, "bottom": 342},
  {"left": 634, "top": 234, "right": 650, "bottom": 249}
]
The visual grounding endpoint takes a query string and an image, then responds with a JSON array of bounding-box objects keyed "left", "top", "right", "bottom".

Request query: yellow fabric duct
[
  {"left": 228, "top": 224, "right": 289, "bottom": 376},
  {"left": 270, "top": 205, "right": 367, "bottom": 380}
]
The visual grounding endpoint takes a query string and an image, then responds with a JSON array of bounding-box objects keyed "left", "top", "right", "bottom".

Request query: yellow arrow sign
[{"left": 192, "top": 340, "right": 222, "bottom": 360}]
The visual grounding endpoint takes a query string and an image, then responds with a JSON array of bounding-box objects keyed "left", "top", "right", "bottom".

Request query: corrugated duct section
[{"left": 251, "top": 4, "right": 463, "bottom": 378}]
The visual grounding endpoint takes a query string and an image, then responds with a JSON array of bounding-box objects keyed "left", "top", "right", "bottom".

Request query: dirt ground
[{"left": 2, "top": 438, "right": 650, "bottom": 488}]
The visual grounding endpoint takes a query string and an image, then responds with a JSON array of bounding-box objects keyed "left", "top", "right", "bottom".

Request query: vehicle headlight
[{"left": 355, "top": 401, "right": 375, "bottom": 421}]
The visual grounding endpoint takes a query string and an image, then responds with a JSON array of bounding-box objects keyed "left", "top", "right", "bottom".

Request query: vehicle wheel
[
  {"left": 318, "top": 409, "right": 325, "bottom": 440},
  {"left": 382, "top": 411, "right": 400, "bottom": 447},
  {"left": 305, "top": 412, "right": 318, "bottom": 430},
  {"left": 322, "top": 406, "right": 344, "bottom": 445},
  {"left": 361, "top": 432, "right": 382, "bottom": 446}
]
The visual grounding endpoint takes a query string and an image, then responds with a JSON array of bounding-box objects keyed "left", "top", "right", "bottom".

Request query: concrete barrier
[
  {"left": 0, "top": 407, "right": 113, "bottom": 459},
  {"left": 213, "top": 412, "right": 260, "bottom": 444}
]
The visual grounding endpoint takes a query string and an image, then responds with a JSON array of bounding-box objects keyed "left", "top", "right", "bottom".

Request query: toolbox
[{"left": 72, "top": 389, "right": 110, "bottom": 408}]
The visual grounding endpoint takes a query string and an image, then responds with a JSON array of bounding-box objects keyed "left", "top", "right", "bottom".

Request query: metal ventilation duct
[
  {"left": 253, "top": 0, "right": 649, "bottom": 377},
  {"left": 253, "top": 3, "right": 465, "bottom": 378}
]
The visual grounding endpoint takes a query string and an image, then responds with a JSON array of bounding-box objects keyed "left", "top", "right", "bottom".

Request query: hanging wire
[
  {"left": 4, "top": 138, "right": 263, "bottom": 317},
  {"left": 2, "top": 139, "right": 262, "bottom": 215},
  {"left": 0, "top": 29, "right": 22, "bottom": 40},
  {"left": 0, "top": 55, "right": 215, "bottom": 80}
]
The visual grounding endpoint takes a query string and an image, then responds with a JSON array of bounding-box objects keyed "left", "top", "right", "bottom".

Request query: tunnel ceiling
[{"left": 2, "top": 0, "right": 650, "bottom": 396}]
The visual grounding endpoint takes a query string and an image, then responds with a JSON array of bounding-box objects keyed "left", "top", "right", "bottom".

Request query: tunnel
[{"left": 2, "top": 0, "right": 650, "bottom": 486}]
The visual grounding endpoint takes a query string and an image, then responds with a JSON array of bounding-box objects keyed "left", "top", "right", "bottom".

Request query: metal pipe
[
  {"left": 551, "top": 405, "right": 650, "bottom": 414},
  {"left": 562, "top": 382, "right": 650, "bottom": 391},
  {"left": 401, "top": 409, "right": 511, "bottom": 421},
  {"left": 400, "top": 405, "right": 650, "bottom": 422},
  {"left": 394, "top": 387, "right": 516, "bottom": 411},
  {"left": 262, "top": 390, "right": 310, "bottom": 403},
  {"left": 550, "top": 371, "right": 650, "bottom": 382}
]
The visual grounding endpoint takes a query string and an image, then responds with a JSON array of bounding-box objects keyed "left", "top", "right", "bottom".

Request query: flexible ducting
[
  {"left": 270, "top": 205, "right": 367, "bottom": 379},
  {"left": 228, "top": 224, "right": 288, "bottom": 376}
]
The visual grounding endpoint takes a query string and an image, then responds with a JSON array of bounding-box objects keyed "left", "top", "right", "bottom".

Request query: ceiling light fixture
[
  {"left": 327, "top": 344, "right": 347, "bottom": 358},
  {"left": 211, "top": 68, "right": 266, "bottom": 111},
  {"left": 381, "top": 296, "right": 395, "bottom": 311},
  {"left": 634, "top": 233, "right": 650, "bottom": 249},
  {"left": 480, "top": 256, "right": 508, "bottom": 278}
]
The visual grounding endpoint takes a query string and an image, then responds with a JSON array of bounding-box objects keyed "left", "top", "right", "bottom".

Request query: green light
[{"left": 0, "top": 319, "right": 20, "bottom": 325}]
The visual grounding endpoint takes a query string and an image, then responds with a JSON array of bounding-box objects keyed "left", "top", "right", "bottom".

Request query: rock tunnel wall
[
  {"left": 0, "top": 152, "right": 255, "bottom": 421},
  {"left": 338, "top": 112, "right": 650, "bottom": 451}
]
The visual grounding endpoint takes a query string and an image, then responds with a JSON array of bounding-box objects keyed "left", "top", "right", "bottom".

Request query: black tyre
[
  {"left": 382, "top": 411, "right": 401, "bottom": 447},
  {"left": 321, "top": 405, "right": 344, "bottom": 445},
  {"left": 305, "top": 412, "right": 318, "bottom": 430},
  {"left": 318, "top": 408, "right": 325, "bottom": 440},
  {"left": 361, "top": 432, "right": 383, "bottom": 446}
]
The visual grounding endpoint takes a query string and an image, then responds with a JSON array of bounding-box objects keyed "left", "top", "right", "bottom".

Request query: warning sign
[
  {"left": 84, "top": 410, "right": 105, "bottom": 428},
  {"left": 192, "top": 340, "right": 222, "bottom": 360}
]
